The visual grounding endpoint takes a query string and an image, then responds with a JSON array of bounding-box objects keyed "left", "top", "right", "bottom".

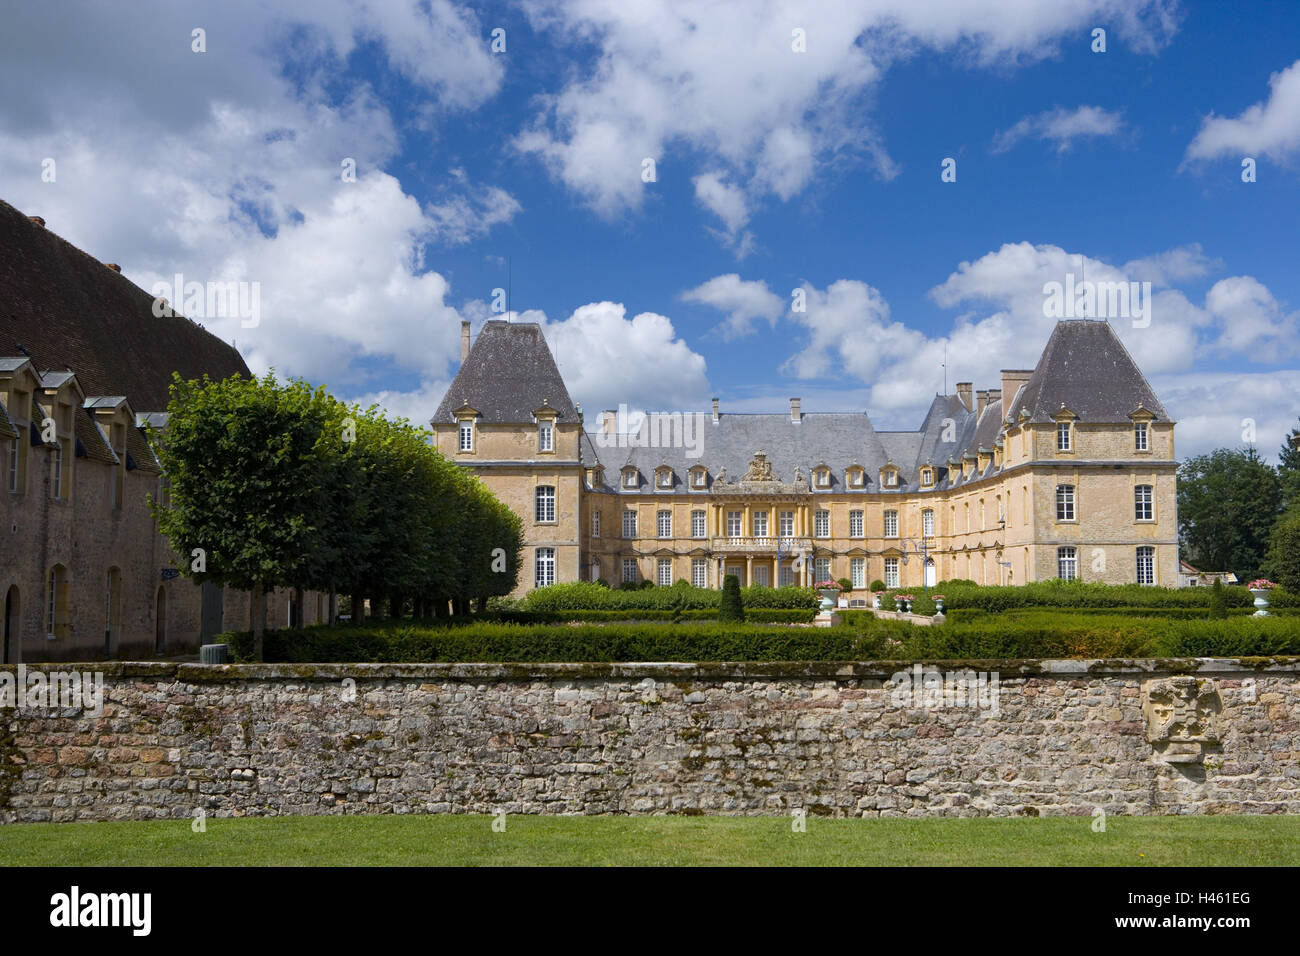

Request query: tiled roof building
[
  {"left": 1, "top": 201, "right": 319, "bottom": 662},
  {"left": 435, "top": 318, "right": 1179, "bottom": 595}
]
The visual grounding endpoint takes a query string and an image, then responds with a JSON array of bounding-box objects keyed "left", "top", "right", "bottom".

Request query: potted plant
[
  {"left": 1247, "top": 578, "right": 1275, "bottom": 617},
  {"left": 893, "top": 593, "right": 905, "bottom": 613},
  {"left": 872, "top": 592, "right": 883, "bottom": 610},
  {"left": 899, "top": 594, "right": 914, "bottom": 613},
  {"left": 932, "top": 594, "right": 946, "bottom": 615},
  {"left": 814, "top": 580, "right": 841, "bottom": 613}
]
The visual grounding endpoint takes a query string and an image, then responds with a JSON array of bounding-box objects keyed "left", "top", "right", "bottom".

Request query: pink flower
[{"left": 1248, "top": 579, "right": 1276, "bottom": 590}]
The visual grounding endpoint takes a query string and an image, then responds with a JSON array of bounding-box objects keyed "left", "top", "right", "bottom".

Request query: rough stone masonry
[{"left": 1, "top": 659, "right": 1298, "bottom": 823}]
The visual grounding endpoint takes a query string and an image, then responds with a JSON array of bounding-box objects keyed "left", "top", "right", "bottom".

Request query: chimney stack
[
  {"left": 712, "top": 397, "right": 720, "bottom": 424},
  {"left": 956, "top": 382, "right": 974, "bottom": 412},
  {"left": 790, "top": 397, "right": 801, "bottom": 424},
  {"left": 976, "top": 389, "right": 990, "bottom": 415},
  {"left": 27, "top": 216, "right": 44, "bottom": 228},
  {"left": 600, "top": 409, "right": 617, "bottom": 435},
  {"left": 1000, "top": 369, "right": 1033, "bottom": 412},
  {"left": 460, "top": 321, "right": 471, "bottom": 363}
]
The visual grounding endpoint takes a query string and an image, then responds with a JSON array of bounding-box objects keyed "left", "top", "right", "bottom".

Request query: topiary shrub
[
  {"left": 870, "top": 579, "right": 886, "bottom": 592},
  {"left": 837, "top": 577, "right": 853, "bottom": 592},
  {"left": 1209, "top": 577, "right": 1228, "bottom": 619},
  {"left": 1267, "top": 514, "right": 1300, "bottom": 596},
  {"left": 719, "top": 574, "right": 744, "bottom": 622}
]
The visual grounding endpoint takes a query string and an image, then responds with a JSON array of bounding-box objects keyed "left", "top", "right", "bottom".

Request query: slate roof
[
  {"left": 0, "top": 198, "right": 250, "bottom": 412},
  {"left": 1005, "top": 319, "right": 1170, "bottom": 423},
  {"left": 75, "top": 408, "right": 118, "bottom": 465},
  {"left": 432, "top": 321, "right": 579, "bottom": 424}
]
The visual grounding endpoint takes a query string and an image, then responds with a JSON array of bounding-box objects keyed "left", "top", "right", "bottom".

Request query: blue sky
[{"left": 2, "top": 0, "right": 1297, "bottom": 459}]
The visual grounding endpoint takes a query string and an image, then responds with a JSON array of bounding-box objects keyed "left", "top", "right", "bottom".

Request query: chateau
[
  {"left": 0, "top": 202, "right": 320, "bottom": 662},
  {"left": 433, "top": 318, "right": 1178, "bottom": 596}
]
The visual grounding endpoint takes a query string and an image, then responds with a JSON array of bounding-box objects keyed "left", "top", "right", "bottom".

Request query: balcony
[{"left": 711, "top": 536, "right": 812, "bottom": 554}]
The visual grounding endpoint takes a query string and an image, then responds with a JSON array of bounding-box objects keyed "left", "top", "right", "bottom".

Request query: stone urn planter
[
  {"left": 814, "top": 582, "right": 841, "bottom": 613},
  {"left": 872, "top": 593, "right": 883, "bottom": 610},
  {"left": 932, "top": 595, "right": 946, "bottom": 615},
  {"left": 1248, "top": 579, "right": 1275, "bottom": 617}
]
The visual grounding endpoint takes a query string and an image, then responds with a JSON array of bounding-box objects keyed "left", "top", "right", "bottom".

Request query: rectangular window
[
  {"left": 849, "top": 510, "right": 863, "bottom": 538},
  {"left": 1135, "top": 485, "right": 1153, "bottom": 521},
  {"left": 534, "top": 548, "right": 556, "bottom": 588},
  {"left": 538, "top": 421, "right": 553, "bottom": 452},
  {"left": 814, "top": 510, "right": 829, "bottom": 538},
  {"left": 622, "top": 510, "right": 637, "bottom": 538},
  {"left": 850, "top": 557, "right": 865, "bottom": 589},
  {"left": 623, "top": 470, "right": 638, "bottom": 488},
  {"left": 535, "top": 485, "right": 555, "bottom": 523},
  {"left": 922, "top": 509, "right": 934, "bottom": 538},
  {"left": 693, "top": 470, "right": 706, "bottom": 488},
  {"left": 727, "top": 511, "right": 742, "bottom": 537},
  {"left": 691, "top": 510, "right": 706, "bottom": 538},
  {"left": 779, "top": 563, "right": 794, "bottom": 587},
  {"left": 657, "top": 558, "right": 672, "bottom": 586},
  {"left": 883, "top": 510, "right": 898, "bottom": 538},
  {"left": 814, "top": 557, "right": 830, "bottom": 583},
  {"left": 47, "top": 567, "right": 56, "bottom": 635},
  {"left": 1058, "top": 546, "right": 1078, "bottom": 581},
  {"left": 754, "top": 565, "right": 770, "bottom": 587},
  {"left": 458, "top": 421, "right": 473, "bottom": 452},
  {"left": 1056, "top": 485, "right": 1075, "bottom": 521},
  {"left": 691, "top": 558, "right": 707, "bottom": 588},
  {"left": 752, "top": 510, "right": 768, "bottom": 538},
  {"left": 884, "top": 557, "right": 899, "bottom": 589},
  {"left": 1057, "top": 421, "right": 1071, "bottom": 451},
  {"left": 6, "top": 437, "right": 17, "bottom": 493},
  {"left": 1136, "top": 546, "right": 1155, "bottom": 585},
  {"left": 622, "top": 558, "right": 638, "bottom": 584},
  {"left": 52, "top": 442, "right": 63, "bottom": 499},
  {"left": 657, "top": 509, "right": 672, "bottom": 538},
  {"left": 1134, "top": 421, "right": 1149, "bottom": 451},
  {"left": 778, "top": 510, "right": 794, "bottom": 537},
  {"left": 592, "top": 510, "right": 600, "bottom": 537}
]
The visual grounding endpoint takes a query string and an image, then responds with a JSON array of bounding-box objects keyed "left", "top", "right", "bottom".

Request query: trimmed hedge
[
  {"left": 218, "top": 620, "right": 871, "bottom": 663},
  {"left": 875, "top": 580, "right": 1298, "bottom": 614},
  {"left": 521, "top": 581, "right": 817, "bottom": 611},
  {"left": 216, "top": 612, "right": 1300, "bottom": 663}
]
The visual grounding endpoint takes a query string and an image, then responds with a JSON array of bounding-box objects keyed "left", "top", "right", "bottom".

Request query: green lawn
[{"left": 1, "top": 814, "right": 1296, "bottom": 866}]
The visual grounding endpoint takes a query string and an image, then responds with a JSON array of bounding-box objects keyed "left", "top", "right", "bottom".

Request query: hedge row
[
  {"left": 216, "top": 613, "right": 1300, "bottom": 662},
  {"left": 219, "top": 620, "right": 866, "bottom": 663},
  {"left": 872, "top": 580, "right": 1298, "bottom": 614},
  {"left": 520, "top": 581, "right": 818, "bottom": 611},
  {"left": 482, "top": 608, "right": 814, "bottom": 624}
]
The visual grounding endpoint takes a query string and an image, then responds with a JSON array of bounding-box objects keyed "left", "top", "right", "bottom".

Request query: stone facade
[
  {"left": 433, "top": 320, "right": 1180, "bottom": 598},
  {"left": 3, "top": 659, "right": 1296, "bottom": 822}
]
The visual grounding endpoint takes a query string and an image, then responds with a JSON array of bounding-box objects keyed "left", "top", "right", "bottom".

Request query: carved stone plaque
[{"left": 1141, "top": 676, "right": 1221, "bottom": 764}]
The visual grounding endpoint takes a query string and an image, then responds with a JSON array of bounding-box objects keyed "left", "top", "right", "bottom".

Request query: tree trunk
[
  {"left": 350, "top": 593, "right": 363, "bottom": 623},
  {"left": 293, "top": 586, "right": 305, "bottom": 629},
  {"left": 252, "top": 581, "right": 265, "bottom": 662},
  {"left": 328, "top": 591, "right": 338, "bottom": 627},
  {"left": 389, "top": 593, "right": 401, "bottom": 620},
  {"left": 434, "top": 598, "right": 448, "bottom": 619},
  {"left": 476, "top": 595, "right": 487, "bottom": 613}
]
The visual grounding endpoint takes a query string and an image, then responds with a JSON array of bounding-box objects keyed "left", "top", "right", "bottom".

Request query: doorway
[
  {"left": 925, "top": 558, "right": 937, "bottom": 588},
  {"left": 3, "top": 586, "right": 18, "bottom": 663}
]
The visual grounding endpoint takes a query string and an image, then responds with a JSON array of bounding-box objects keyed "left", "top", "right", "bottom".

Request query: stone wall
[{"left": 2, "top": 659, "right": 1297, "bottom": 823}]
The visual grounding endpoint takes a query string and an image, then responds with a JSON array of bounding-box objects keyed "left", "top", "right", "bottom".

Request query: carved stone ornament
[
  {"left": 741, "top": 450, "right": 777, "bottom": 482},
  {"left": 1141, "top": 676, "right": 1222, "bottom": 764}
]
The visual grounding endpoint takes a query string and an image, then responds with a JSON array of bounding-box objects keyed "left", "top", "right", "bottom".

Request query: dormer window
[
  {"left": 1056, "top": 421, "right": 1071, "bottom": 451},
  {"left": 690, "top": 466, "right": 708, "bottom": 489},
  {"left": 919, "top": 467, "right": 934, "bottom": 488},
  {"left": 656, "top": 466, "right": 674, "bottom": 489},
  {"left": 813, "top": 463, "right": 831, "bottom": 488},
  {"left": 1134, "top": 421, "right": 1149, "bottom": 452},
  {"left": 880, "top": 464, "right": 899, "bottom": 488},
  {"left": 458, "top": 420, "right": 474, "bottom": 452},
  {"left": 538, "top": 421, "right": 553, "bottom": 453},
  {"left": 622, "top": 467, "right": 639, "bottom": 489},
  {"left": 846, "top": 464, "right": 865, "bottom": 488}
]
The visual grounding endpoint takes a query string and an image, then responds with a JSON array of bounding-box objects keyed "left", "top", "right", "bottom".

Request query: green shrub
[
  {"left": 869, "top": 579, "right": 886, "bottom": 592},
  {"left": 1268, "top": 514, "right": 1300, "bottom": 596},
  {"left": 837, "top": 577, "right": 854, "bottom": 592},
  {"left": 1209, "top": 578, "right": 1228, "bottom": 620},
  {"left": 719, "top": 574, "right": 744, "bottom": 622}
]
